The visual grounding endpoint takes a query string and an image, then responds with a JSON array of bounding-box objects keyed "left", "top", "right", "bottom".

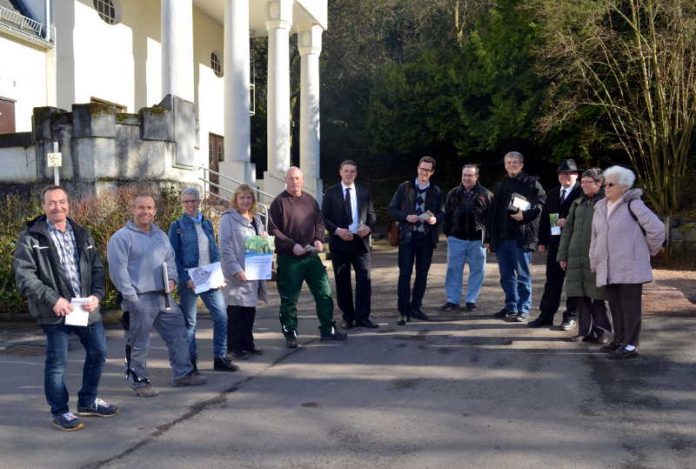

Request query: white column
[
  {"left": 264, "top": 0, "right": 293, "bottom": 191},
  {"left": 298, "top": 25, "right": 323, "bottom": 198},
  {"left": 223, "top": 0, "right": 255, "bottom": 183},
  {"left": 161, "top": 0, "right": 194, "bottom": 102}
]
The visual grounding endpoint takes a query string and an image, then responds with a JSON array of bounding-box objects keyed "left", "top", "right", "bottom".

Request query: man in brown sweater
[{"left": 269, "top": 167, "right": 347, "bottom": 348}]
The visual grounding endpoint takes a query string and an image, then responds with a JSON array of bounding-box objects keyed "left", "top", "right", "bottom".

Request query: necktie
[
  {"left": 345, "top": 188, "right": 353, "bottom": 225},
  {"left": 560, "top": 189, "right": 567, "bottom": 203}
]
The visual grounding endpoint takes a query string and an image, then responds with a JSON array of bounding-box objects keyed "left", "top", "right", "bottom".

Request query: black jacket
[
  {"left": 388, "top": 180, "right": 444, "bottom": 246},
  {"left": 486, "top": 172, "right": 547, "bottom": 252},
  {"left": 321, "top": 183, "right": 376, "bottom": 253},
  {"left": 14, "top": 216, "right": 105, "bottom": 325},
  {"left": 538, "top": 182, "right": 582, "bottom": 247},
  {"left": 443, "top": 182, "right": 493, "bottom": 241}
]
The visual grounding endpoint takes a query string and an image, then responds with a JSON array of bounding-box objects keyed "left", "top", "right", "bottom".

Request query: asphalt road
[{"left": 1, "top": 243, "right": 694, "bottom": 469}]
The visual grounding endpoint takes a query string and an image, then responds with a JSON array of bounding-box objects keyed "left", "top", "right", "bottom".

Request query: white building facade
[{"left": 0, "top": 0, "right": 325, "bottom": 200}]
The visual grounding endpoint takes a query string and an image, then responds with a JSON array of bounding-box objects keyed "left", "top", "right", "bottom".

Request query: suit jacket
[
  {"left": 322, "top": 183, "right": 377, "bottom": 253},
  {"left": 538, "top": 181, "right": 582, "bottom": 247}
]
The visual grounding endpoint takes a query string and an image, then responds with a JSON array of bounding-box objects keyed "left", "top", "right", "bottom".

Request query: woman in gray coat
[
  {"left": 589, "top": 166, "right": 665, "bottom": 359},
  {"left": 558, "top": 168, "right": 611, "bottom": 344},
  {"left": 220, "top": 184, "right": 268, "bottom": 359}
]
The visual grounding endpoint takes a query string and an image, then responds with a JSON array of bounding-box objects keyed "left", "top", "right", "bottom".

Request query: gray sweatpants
[{"left": 125, "top": 292, "right": 192, "bottom": 387}]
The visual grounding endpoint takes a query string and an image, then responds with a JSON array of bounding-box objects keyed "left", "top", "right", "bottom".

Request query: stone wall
[{"left": 0, "top": 94, "right": 200, "bottom": 198}]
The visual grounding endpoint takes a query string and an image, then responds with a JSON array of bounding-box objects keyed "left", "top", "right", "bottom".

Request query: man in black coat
[
  {"left": 388, "top": 156, "right": 445, "bottom": 325},
  {"left": 322, "top": 160, "right": 378, "bottom": 329},
  {"left": 14, "top": 186, "right": 117, "bottom": 431},
  {"left": 485, "top": 151, "right": 547, "bottom": 322},
  {"left": 529, "top": 159, "right": 583, "bottom": 329}
]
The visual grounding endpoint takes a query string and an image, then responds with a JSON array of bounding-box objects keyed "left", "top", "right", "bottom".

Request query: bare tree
[{"left": 533, "top": 0, "right": 696, "bottom": 214}]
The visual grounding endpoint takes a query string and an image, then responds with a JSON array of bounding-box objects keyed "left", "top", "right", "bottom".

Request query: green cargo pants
[{"left": 276, "top": 253, "right": 335, "bottom": 336}]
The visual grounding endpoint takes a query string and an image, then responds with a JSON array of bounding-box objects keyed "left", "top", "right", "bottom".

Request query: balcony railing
[{"left": 0, "top": 5, "right": 45, "bottom": 40}]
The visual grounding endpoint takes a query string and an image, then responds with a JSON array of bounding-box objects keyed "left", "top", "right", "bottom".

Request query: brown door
[
  {"left": 0, "top": 98, "right": 16, "bottom": 134},
  {"left": 208, "top": 133, "right": 224, "bottom": 195}
]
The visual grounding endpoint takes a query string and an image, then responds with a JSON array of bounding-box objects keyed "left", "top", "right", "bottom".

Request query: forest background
[{"left": 249, "top": 0, "right": 696, "bottom": 217}]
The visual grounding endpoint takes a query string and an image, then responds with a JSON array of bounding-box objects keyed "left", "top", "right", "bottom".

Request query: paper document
[
  {"left": 244, "top": 253, "right": 273, "bottom": 280},
  {"left": 549, "top": 213, "right": 561, "bottom": 235},
  {"left": 418, "top": 210, "right": 435, "bottom": 222},
  {"left": 65, "top": 298, "right": 90, "bottom": 327},
  {"left": 511, "top": 195, "right": 531, "bottom": 212},
  {"left": 188, "top": 262, "right": 226, "bottom": 294}
]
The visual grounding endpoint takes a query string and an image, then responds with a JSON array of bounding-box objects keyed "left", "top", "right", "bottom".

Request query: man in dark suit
[
  {"left": 322, "top": 160, "right": 378, "bottom": 329},
  {"left": 529, "top": 159, "right": 583, "bottom": 329}
]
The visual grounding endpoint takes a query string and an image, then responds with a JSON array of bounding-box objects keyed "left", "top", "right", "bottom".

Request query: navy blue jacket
[{"left": 168, "top": 214, "right": 220, "bottom": 286}]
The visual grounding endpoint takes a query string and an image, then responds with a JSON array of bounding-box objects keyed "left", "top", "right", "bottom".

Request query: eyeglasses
[
  {"left": 418, "top": 167, "right": 434, "bottom": 173},
  {"left": 605, "top": 183, "right": 617, "bottom": 187},
  {"left": 182, "top": 199, "right": 200, "bottom": 204}
]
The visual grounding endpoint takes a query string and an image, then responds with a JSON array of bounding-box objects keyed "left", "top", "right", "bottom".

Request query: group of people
[
  {"left": 13, "top": 150, "right": 664, "bottom": 432},
  {"left": 13, "top": 184, "right": 272, "bottom": 431},
  {"left": 386, "top": 153, "right": 664, "bottom": 362}
]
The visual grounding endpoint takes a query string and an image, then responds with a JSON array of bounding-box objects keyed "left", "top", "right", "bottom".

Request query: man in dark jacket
[
  {"left": 441, "top": 164, "right": 493, "bottom": 312},
  {"left": 388, "top": 156, "right": 445, "bottom": 325},
  {"left": 322, "top": 160, "right": 378, "bottom": 329},
  {"left": 485, "top": 151, "right": 547, "bottom": 322},
  {"left": 529, "top": 159, "right": 583, "bottom": 329},
  {"left": 14, "top": 186, "right": 117, "bottom": 431}
]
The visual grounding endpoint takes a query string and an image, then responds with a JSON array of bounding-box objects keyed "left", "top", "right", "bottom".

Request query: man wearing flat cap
[{"left": 529, "top": 159, "right": 583, "bottom": 329}]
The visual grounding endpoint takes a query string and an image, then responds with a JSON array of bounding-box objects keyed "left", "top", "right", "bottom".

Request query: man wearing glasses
[
  {"left": 388, "top": 156, "right": 444, "bottom": 325},
  {"left": 441, "top": 164, "right": 493, "bottom": 313},
  {"left": 485, "top": 151, "right": 547, "bottom": 322}
]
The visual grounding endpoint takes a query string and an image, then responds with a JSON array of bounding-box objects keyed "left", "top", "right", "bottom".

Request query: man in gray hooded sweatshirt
[{"left": 107, "top": 194, "right": 206, "bottom": 397}]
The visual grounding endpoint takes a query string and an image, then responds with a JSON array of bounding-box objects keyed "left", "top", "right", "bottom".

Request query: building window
[
  {"left": 93, "top": 0, "right": 121, "bottom": 25},
  {"left": 211, "top": 52, "right": 223, "bottom": 78}
]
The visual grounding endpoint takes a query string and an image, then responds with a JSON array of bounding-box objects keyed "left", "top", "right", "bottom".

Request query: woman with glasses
[
  {"left": 589, "top": 166, "right": 665, "bottom": 359},
  {"left": 558, "top": 168, "right": 611, "bottom": 344}
]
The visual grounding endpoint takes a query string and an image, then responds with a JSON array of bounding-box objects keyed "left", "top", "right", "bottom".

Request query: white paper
[
  {"left": 551, "top": 226, "right": 561, "bottom": 236},
  {"left": 244, "top": 253, "right": 273, "bottom": 280},
  {"left": 418, "top": 210, "right": 435, "bottom": 222},
  {"left": 511, "top": 196, "right": 531, "bottom": 212},
  {"left": 65, "top": 298, "right": 89, "bottom": 327},
  {"left": 188, "top": 262, "right": 226, "bottom": 294}
]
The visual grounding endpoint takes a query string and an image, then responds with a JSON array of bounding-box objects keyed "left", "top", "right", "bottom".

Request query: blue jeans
[
  {"left": 179, "top": 287, "right": 227, "bottom": 359},
  {"left": 445, "top": 236, "right": 487, "bottom": 305},
  {"left": 495, "top": 240, "right": 533, "bottom": 313},
  {"left": 42, "top": 322, "right": 107, "bottom": 416}
]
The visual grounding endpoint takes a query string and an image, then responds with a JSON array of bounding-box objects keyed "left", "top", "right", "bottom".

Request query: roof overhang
[{"left": 194, "top": 0, "right": 327, "bottom": 36}]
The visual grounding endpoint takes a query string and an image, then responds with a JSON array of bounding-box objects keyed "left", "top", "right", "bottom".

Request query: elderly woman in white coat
[
  {"left": 589, "top": 166, "right": 665, "bottom": 359},
  {"left": 220, "top": 184, "right": 268, "bottom": 360}
]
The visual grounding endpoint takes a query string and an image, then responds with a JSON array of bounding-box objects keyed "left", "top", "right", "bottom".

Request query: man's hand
[
  {"left": 314, "top": 240, "right": 324, "bottom": 252},
  {"left": 82, "top": 295, "right": 100, "bottom": 312},
  {"left": 236, "top": 271, "right": 248, "bottom": 282},
  {"left": 357, "top": 225, "right": 371, "bottom": 238},
  {"left": 559, "top": 260, "right": 568, "bottom": 271},
  {"left": 168, "top": 279, "right": 176, "bottom": 293},
  {"left": 292, "top": 243, "right": 306, "bottom": 256},
  {"left": 557, "top": 218, "right": 566, "bottom": 228},
  {"left": 510, "top": 211, "right": 524, "bottom": 222},
  {"left": 538, "top": 245, "right": 546, "bottom": 253},
  {"left": 405, "top": 214, "right": 419, "bottom": 224},
  {"left": 427, "top": 216, "right": 436, "bottom": 225},
  {"left": 186, "top": 280, "right": 195, "bottom": 290},
  {"left": 336, "top": 227, "right": 354, "bottom": 241},
  {"left": 52, "top": 297, "right": 73, "bottom": 317}
]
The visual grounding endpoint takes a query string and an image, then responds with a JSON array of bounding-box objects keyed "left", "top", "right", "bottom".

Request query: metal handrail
[
  {"left": 0, "top": 5, "right": 44, "bottom": 38},
  {"left": 196, "top": 167, "right": 270, "bottom": 231},
  {"left": 196, "top": 165, "right": 276, "bottom": 202}
]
